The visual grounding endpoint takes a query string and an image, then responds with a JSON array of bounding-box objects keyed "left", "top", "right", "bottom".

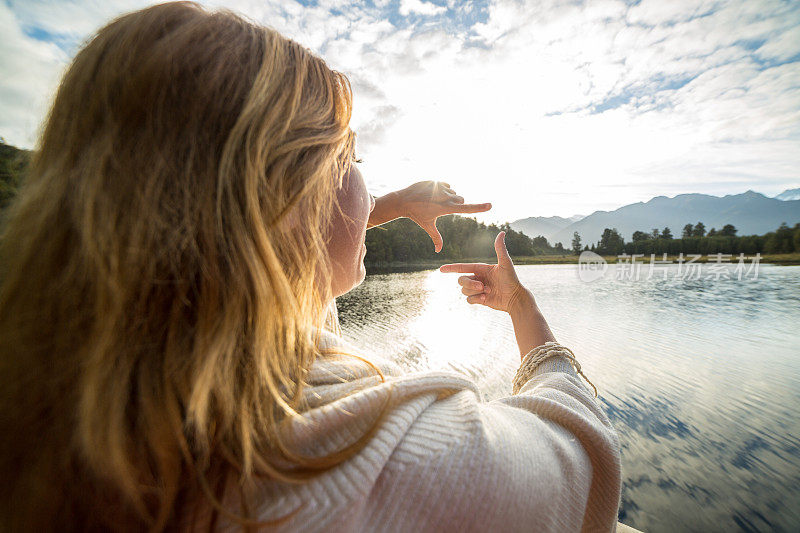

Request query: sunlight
[{"left": 407, "top": 270, "right": 512, "bottom": 376}]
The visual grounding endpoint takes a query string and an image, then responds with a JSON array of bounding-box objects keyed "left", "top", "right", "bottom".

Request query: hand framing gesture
[
  {"left": 369, "top": 181, "right": 492, "bottom": 253},
  {"left": 439, "top": 231, "right": 527, "bottom": 312}
]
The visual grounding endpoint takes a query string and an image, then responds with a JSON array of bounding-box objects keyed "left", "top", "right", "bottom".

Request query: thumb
[
  {"left": 424, "top": 220, "right": 444, "bottom": 253},
  {"left": 494, "top": 231, "right": 512, "bottom": 266}
]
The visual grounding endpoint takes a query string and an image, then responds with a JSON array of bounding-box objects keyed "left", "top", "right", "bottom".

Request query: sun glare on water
[{"left": 404, "top": 270, "right": 519, "bottom": 387}]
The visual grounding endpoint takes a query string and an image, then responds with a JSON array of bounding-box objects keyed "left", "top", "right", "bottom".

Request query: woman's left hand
[{"left": 369, "top": 181, "right": 492, "bottom": 252}]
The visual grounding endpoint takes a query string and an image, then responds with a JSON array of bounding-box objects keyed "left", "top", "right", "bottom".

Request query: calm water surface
[{"left": 337, "top": 263, "right": 800, "bottom": 533}]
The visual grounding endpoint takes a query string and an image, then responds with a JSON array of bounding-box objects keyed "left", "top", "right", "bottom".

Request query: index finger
[
  {"left": 439, "top": 263, "right": 491, "bottom": 274},
  {"left": 451, "top": 202, "right": 492, "bottom": 214}
]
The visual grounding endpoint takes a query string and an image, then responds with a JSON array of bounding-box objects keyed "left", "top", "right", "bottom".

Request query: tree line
[
  {"left": 0, "top": 140, "right": 29, "bottom": 211},
  {"left": 366, "top": 216, "right": 565, "bottom": 265},
  {"left": 571, "top": 222, "right": 800, "bottom": 256}
]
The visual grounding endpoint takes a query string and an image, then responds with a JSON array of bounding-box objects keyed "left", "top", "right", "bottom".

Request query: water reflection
[{"left": 337, "top": 264, "right": 800, "bottom": 532}]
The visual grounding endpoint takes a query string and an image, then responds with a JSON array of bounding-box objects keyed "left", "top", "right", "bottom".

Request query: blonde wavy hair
[{"left": 0, "top": 2, "right": 384, "bottom": 530}]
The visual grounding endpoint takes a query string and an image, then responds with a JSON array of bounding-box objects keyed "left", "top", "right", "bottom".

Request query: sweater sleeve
[{"left": 365, "top": 353, "right": 621, "bottom": 533}]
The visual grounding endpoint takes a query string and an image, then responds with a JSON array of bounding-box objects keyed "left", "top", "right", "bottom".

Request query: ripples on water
[{"left": 336, "top": 264, "right": 800, "bottom": 532}]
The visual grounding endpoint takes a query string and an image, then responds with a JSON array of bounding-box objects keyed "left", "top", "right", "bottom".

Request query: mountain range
[
  {"left": 506, "top": 214, "right": 584, "bottom": 243},
  {"left": 510, "top": 189, "right": 800, "bottom": 246}
]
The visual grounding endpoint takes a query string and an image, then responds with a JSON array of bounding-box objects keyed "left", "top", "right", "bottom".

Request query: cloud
[
  {"left": 756, "top": 24, "right": 800, "bottom": 63},
  {"left": 7, "top": 0, "right": 149, "bottom": 50},
  {"left": 399, "top": 0, "right": 447, "bottom": 17},
  {"left": 355, "top": 105, "right": 402, "bottom": 149},
  {"left": 625, "top": 0, "right": 723, "bottom": 27},
  {"left": 1, "top": 0, "right": 799, "bottom": 220},
  {"left": 348, "top": 73, "right": 387, "bottom": 100},
  {"left": 0, "top": 2, "right": 69, "bottom": 147}
]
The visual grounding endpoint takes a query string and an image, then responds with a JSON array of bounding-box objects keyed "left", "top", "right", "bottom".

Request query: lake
[{"left": 336, "top": 262, "right": 800, "bottom": 532}]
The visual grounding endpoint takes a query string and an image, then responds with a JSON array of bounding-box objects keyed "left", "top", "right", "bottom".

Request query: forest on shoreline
[
  {"left": 365, "top": 217, "right": 800, "bottom": 270},
  {"left": 581, "top": 223, "right": 800, "bottom": 257}
]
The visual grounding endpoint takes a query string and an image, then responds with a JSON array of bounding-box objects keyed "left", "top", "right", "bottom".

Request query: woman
[{"left": 0, "top": 2, "right": 621, "bottom": 531}]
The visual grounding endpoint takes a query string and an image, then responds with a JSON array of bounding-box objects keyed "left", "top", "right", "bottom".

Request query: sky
[{"left": 1, "top": 0, "right": 799, "bottom": 222}]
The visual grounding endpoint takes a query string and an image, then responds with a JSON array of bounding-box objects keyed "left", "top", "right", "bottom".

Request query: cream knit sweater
[{"left": 221, "top": 331, "right": 622, "bottom": 532}]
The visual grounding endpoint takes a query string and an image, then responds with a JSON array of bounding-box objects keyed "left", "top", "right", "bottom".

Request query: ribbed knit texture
[{"left": 218, "top": 331, "right": 622, "bottom": 532}]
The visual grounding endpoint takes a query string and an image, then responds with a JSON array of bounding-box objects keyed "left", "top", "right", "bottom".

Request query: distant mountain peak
[
  {"left": 648, "top": 195, "right": 669, "bottom": 202},
  {"left": 509, "top": 213, "right": 585, "bottom": 241},
  {"left": 775, "top": 188, "right": 800, "bottom": 201}
]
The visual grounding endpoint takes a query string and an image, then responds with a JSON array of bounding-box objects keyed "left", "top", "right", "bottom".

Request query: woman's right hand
[
  {"left": 439, "top": 231, "right": 528, "bottom": 313},
  {"left": 441, "top": 231, "right": 556, "bottom": 357}
]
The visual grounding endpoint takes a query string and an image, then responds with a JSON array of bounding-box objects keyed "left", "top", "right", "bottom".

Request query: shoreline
[{"left": 365, "top": 252, "right": 800, "bottom": 274}]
